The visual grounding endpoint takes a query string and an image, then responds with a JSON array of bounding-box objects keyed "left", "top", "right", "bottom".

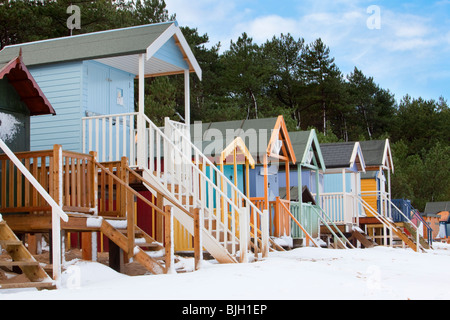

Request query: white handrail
[
  {"left": 350, "top": 193, "right": 422, "bottom": 252},
  {"left": 165, "top": 118, "right": 264, "bottom": 217},
  {"left": 164, "top": 117, "right": 268, "bottom": 255},
  {"left": 82, "top": 112, "right": 269, "bottom": 259}
]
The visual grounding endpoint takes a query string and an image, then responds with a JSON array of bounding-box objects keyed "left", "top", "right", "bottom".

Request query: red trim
[{"left": 0, "top": 56, "right": 55, "bottom": 116}]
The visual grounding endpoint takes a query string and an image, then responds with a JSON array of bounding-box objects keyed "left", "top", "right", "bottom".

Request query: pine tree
[{"left": 301, "top": 38, "right": 343, "bottom": 135}]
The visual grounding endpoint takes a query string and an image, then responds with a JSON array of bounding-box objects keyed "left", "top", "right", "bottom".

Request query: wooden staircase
[
  {"left": 355, "top": 196, "right": 426, "bottom": 252},
  {"left": 95, "top": 160, "right": 193, "bottom": 274},
  {"left": 99, "top": 217, "right": 190, "bottom": 274},
  {"left": 82, "top": 114, "right": 270, "bottom": 265},
  {"left": 0, "top": 219, "right": 54, "bottom": 290},
  {"left": 348, "top": 227, "right": 377, "bottom": 249},
  {"left": 365, "top": 221, "right": 427, "bottom": 252}
]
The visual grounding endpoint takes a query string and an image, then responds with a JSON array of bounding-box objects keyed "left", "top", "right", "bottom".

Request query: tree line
[{"left": 1, "top": 0, "right": 449, "bottom": 211}]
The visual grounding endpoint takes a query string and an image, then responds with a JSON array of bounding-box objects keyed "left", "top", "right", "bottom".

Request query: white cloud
[{"left": 233, "top": 15, "right": 299, "bottom": 43}]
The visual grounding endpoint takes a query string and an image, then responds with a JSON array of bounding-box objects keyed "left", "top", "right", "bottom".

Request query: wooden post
[
  {"left": 193, "top": 208, "right": 202, "bottom": 270},
  {"left": 27, "top": 233, "right": 41, "bottom": 255},
  {"left": 245, "top": 159, "right": 250, "bottom": 198},
  {"left": 52, "top": 144, "right": 63, "bottom": 285},
  {"left": 261, "top": 209, "right": 269, "bottom": 258},
  {"left": 121, "top": 157, "right": 135, "bottom": 260},
  {"left": 137, "top": 53, "right": 146, "bottom": 168},
  {"left": 285, "top": 160, "right": 290, "bottom": 203},
  {"left": 342, "top": 168, "right": 347, "bottom": 223},
  {"left": 89, "top": 151, "right": 98, "bottom": 214},
  {"left": 89, "top": 151, "right": 98, "bottom": 262},
  {"left": 263, "top": 155, "right": 269, "bottom": 210},
  {"left": 239, "top": 205, "right": 249, "bottom": 263},
  {"left": 184, "top": 69, "right": 190, "bottom": 128},
  {"left": 81, "top": 232, "right": 92, "bottom": 261},
  {"left": 156, "top": 191, "right": 164, "bottom": 242},
  {"left": 109, "top": 240, "right": 124, "bottom": 273},
  {"left": 164, "top": 205, "right": 175, "bottom": 274}
]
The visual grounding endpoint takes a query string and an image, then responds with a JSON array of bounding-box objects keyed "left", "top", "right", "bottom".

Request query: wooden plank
[
  {"left": 23, "top": 159, "right": 30, "bottom": 208},
  {"left": 0, "top": 221, "right": 50, "bottom": 283},
  {"left": 1, "top": 160, "right": 6, "bottom": 208},
  {"left": 0, "top": 260, "right": 40, "bottom": 267},
  {"left": 0, "top": 281, "right": 55, "bottom": 290},
  {"left": 99, "top": 219, "right": 164, "bottom": 275},
  {"left": 0, "top": 239, "right": 22, "bottom": 246},
  {"left": 81, "top": 232, "right": 92, "bottom": 260},
  {"left": 164, "top": 205, "right": 173, "bottom": 273},
  {"left": 193, "top": 208, "right": 201, "bottom": 271},
  {"left": 16, "top": 161, "right": 22, "bottom": 207},
  {"left": 9, "top": 160, "right": 14, "bottom": 207}
]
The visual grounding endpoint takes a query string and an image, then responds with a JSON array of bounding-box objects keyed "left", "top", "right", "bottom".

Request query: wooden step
[
  {"left": 0, "top": 281, "right": 55, "bottom": 290},
  {"left": 135, "top": 242, "right": 161, "bottom": 249},
  {"left": 402, "top": 223, "right": 430, "bottom": 250},
  {"left": 99, "top": 219, "right": 165, "bottom": 275},
  {"left": 0, "top": 219, "right": 53, "bottom": 289},
  {"left": 0, "top": 260, "right": 41, "bottom": 268},
  {"left": 0, "top": 240, "right": 23, "bottom": 246},
  {"left": 349, "top": 229, "right": 376, "bottom": 248}
]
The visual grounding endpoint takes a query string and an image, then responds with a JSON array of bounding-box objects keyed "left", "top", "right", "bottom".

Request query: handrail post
[
  {"left": 239, "top": 205, "right": 249, "bottom": 263},
  {"left": 89, "top": 151, "right": 98, "bottom": 216},
  {"left": 121, "top": 157, "right": 135, "bottom": 260},
  {"left": 261, "top": 209, "right": 269, "bottom": 258},
  {"left": 89, "top": 151, "right": 98, "bottom": 261},
  {"left": 193, "top": 208, "right": 203, "bottom": 270},
  {"left": 52, "top": 144, "right": 63, "bottom": 286},
  {"left": 164, "top": 205, "right": 175, "bottom": 274}
]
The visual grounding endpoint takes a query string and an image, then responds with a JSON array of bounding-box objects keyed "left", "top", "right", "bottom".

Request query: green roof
[
  {"left": 0, "top": 22, "right": 202, "bottom": 79},
  {"left": 289, "top": 130, "right": 325, "bottom": 170},
  {"left": 0, "top": 22, "right": 172, "bottom": 66}
]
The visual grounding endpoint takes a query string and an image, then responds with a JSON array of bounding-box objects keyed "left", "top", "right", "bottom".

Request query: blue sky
[{"left": 165, "top": 0, "right": 450, "bottom": 103}]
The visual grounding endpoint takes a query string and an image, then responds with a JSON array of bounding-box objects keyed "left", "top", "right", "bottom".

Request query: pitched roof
[
  {"left": 320, "top": 141, "right": 365, "bottom": 172},
  {"left": 289, "top": 130, "right": 325, "bottom": 170},
  {"left": 219, "top": 137, "right": 255, "bottom": 168},
  {"left": 0, "top": 55, "right": 55, "bottom": 116},
  {"left": 0, "top": 21, "right": 202, "bottom": 79},
  {"left": 424, "top": 201, "right": 450, "bottom": 215},
  {"left": 360, "top": 139, "right": 394, "bottom": 172},
  {"left": 192, "top": 116, "right": 296, "bottom": 163}
]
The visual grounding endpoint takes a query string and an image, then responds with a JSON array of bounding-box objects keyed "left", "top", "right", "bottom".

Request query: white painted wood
[
  {"left": 137, "top": 53, "right": 146, "bottom": 168},
  {"left": 239, "top": 206, "right": 249, "bottom": 263},
  {"left": 184, "top": 69, "right": 190, "bottom": 127}
]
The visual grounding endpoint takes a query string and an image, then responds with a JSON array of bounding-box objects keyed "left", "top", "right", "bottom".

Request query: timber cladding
[{"left": 361, "top": 178, "right": 378, "bottom": 216}]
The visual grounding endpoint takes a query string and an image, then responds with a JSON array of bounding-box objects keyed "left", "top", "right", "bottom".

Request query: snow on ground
[{"left": 2, "top": 243, "right": 450, "bottom": 300}]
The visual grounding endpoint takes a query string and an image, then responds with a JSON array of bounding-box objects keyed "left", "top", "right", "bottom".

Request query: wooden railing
[
  {"left": 290, "top": 202, "right": 321, "bottom": 241},
  {"left": 251, "top": 197, "right": 320, "bottom": 247},
  {"left": 250, "top": 197, "right": 291, "bottom": 238},
  {"left": 0, "top": 141, "right": 69, "bottom": 286},
  {"left": 0, "top": 145, "right": 96, "bottom": 215},
  {"left": 95, "top": 157, "right": 202, "bottom": 271},
  {"left": 83, "top": 112, "right": 271, "bottom": 262},
  {"left": 317, "top": 192, "right": 359, "bottom": 224}
]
